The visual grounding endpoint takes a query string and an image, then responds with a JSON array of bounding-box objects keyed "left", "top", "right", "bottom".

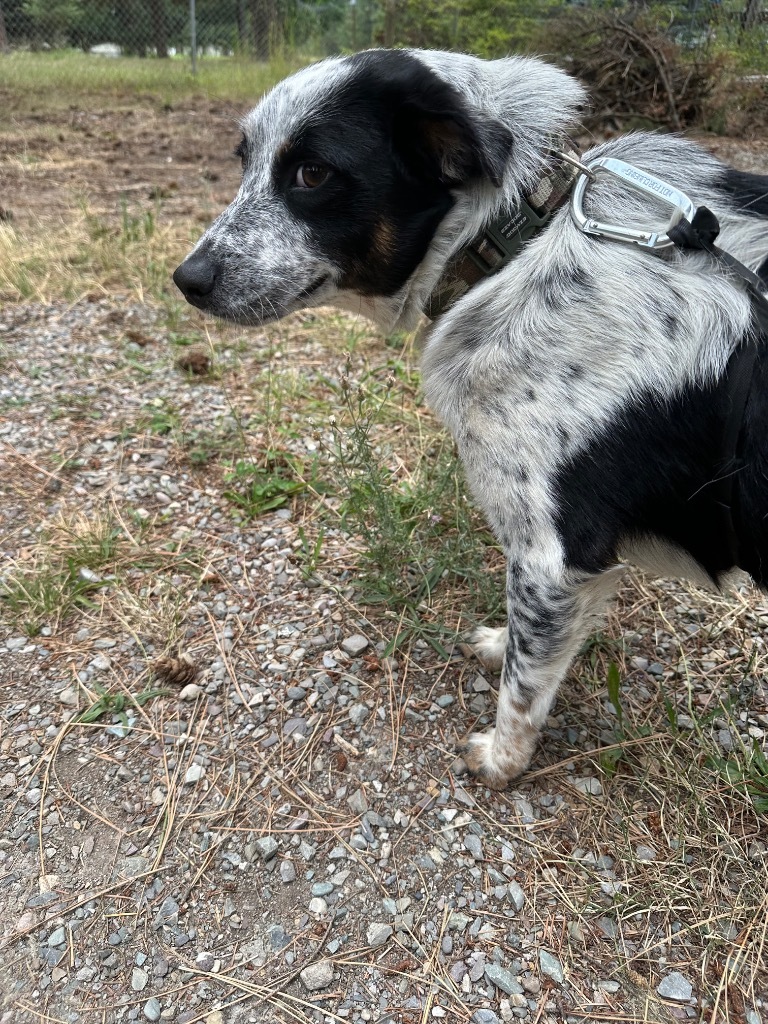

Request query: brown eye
[{"left": 295, "top": 163, "right": 330, "bottom": 189}]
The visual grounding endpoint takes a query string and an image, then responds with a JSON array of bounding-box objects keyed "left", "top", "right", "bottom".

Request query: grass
[
  {"left": 322, "top": 365, "right": 504, "bottom": 652},
  {"left": 0, "top": 201, "right": 188, "bottom": 305},
  {"left": 0, "top": 50, "right": 300, "bottom": 112}
]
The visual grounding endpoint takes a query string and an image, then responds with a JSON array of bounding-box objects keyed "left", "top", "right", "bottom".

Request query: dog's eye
[{"left": 295, "top": 163, "right": 330, "bottom": 189}]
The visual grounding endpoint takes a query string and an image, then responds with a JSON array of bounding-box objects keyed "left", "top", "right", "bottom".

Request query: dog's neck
[
  {"left": 365, "top": 52, "right": 586, "bottom": 333},
  {"left": 423, "top": 146, "right": 581, "bottom": 321}
]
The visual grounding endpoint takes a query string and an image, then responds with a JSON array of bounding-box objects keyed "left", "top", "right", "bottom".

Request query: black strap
[{"left": 668, "top": 206, "right": 768, "bottom": 567}]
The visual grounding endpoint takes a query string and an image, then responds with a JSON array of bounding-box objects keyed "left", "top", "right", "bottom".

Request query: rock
[
  {"left": 143, "top": 997, "right": 162, "bottom": 1022},
  {"left": 253, "top": 837, "right": 279, "bottom": 861},
  {"left": 47, "top": 926, "right": 66, "bottom": 947},
  {"left": 464, "top": 835, "right": 483, "bottom": 860},
  {"left": 635, "top": 844, "right": 656, "bottom": 862},
  {"left": 309, "top": 896, "right": 328, "bottom": 915},
  {"left": 131, "top": 967, "right": 149, "bottom": 991},
  {"left": 573, "top": 777, "right": 603, "bottom": 796},
  {"left": 184, "top": 764, "right": 205, "bottom": 784},
  {"left": 347, "top": 788, "right": 368, "bottom": 815},
  {"left": 484, "top": 964, "right": 524, "bottom": 996},
  {"left": 341, "top": 634, "right": 369, "bottom": 655},
  {"left": 539, "top": 950, "right": 564, "bottom": 983},
  {"left": 311, "top": 881, "right": 334, "bottom": 897},
  {"left": 58, "top": 687, "right": 79, "bottom": 706},
  {"left": 195, "top": 951, "right": 215, "bottom": 972},
  {"left": 279, "top": 860, "right": 296, "bottom": 883},
  {"left": 657, "top": 972, "right": 693, "bottom": 1001},
  {"left": 597, "top": 980, "right": 620, "bottom": 993},
  {"left": 300, "top": 959, "right": 334, "bottom": 991},
  {"left": 153, "top": 895, "right": 179, "bottom": 927},
  {"left": 15, "top": 912, "right": 36, "bottom": 933},
  {"left": 206, "top": 1013, "right": 224, "bottom": 1024},
  {"left": 367, "top": 922, "right": 393, "bottom": 948},
  {"left": 507, "top": 881, "right": 525, "bottom": 912},
  {"left": 178, "top": 683, "right": 203, "bottom": 700},
  {"left": 472, "top": 1012, "right": 500, "bottom": 1024}
]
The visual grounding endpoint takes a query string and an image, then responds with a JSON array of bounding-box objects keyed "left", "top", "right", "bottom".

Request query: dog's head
[{"left": 173, "top": 49, "right": 583, "bottom": 330}]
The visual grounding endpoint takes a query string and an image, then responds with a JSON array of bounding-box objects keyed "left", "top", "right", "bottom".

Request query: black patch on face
[{"left": 268, "top": 49, "right": 514, "bottom": 298}]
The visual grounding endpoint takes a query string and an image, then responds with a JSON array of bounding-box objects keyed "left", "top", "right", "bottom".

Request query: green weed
[
  {"left": 75, "top": 682, "right": 170, "bottom": 729},
  {"left": 324, "top": 369, "right": 502, "bottom": 652},
  {"left": 223, "top": 451, "right": 306, "bottom": 517}
]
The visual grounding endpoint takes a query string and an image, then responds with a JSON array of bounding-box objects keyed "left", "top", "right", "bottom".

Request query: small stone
[
  {"left": 472, "top": 1012, "right": 500, "bottom": 1024},
  {"left": 539, "top": 950, "right": 564, "bottom": 983},
  {"left": 472, "top": 675, "right": 491, "bottom": 692},
  {"left": 341, "top": 634, "right": 369, "bottom": 656},
  {"left": 184, "top": 764, "right": 205, "bottom": 784},
  {"left": 657, "top": 972, "right": 693, "bottom": 1001},
  {"left": 15, "top": 912, "right": 36, "bottom": 933},
  {"left": 58, "top": 687, "right": 79, "bottom": 706},
  {"left": 143, "top": 997, "right": 162, "bottom": 1022},
  {"left": 206, "top": 1013, "right": 224, "bottom": 1024},
  {"left": 367, "top": 922, "right": 393, "bottom": 947},
  {"left": 311, "top": 881, "right": 334, "bottom": 897},
  {"left": 635, "top": 844, "right": 657, "bottom": 862},
  {"left": 253, "top": 837, "right": 279, "bottom": 861},
  {"left": 573, "top": 777, "right": 602, "bottom": 796},
  {"left": 484, "top": 964, "right": 523, "bottom": 995},
  {"left": 286, "top": 686, "right": 307, "bottom": 701},
  {"left": 178, "top": 683, "right": 203, "bottom": 701},
  {"left": 132, "top": 967, "right": 149, "bottom": 991},
  {"left": 48, "top": 926, "right": 66, "bottom": 947},
  {"left": 347, "top": 788, "right": 368, "bottom": 815},
  {"left": 300, "top": 959, "right": 334, "bottom": 991},
  {"left": 280, "top": 860, "right": 296, "bottom": 883},
  {"left": 308, "top": 897, "right": 327, "bottom": 916},
  {"left": 507, "top": 881, "right": 525, "bottom": 911},
  {"left": 195, "top": 951, "right": 215, "bottom": 972},
  {"left": 597, "top": 980, "right": 620, "bottom": 993},
  {"left": 464, "top": 835, "right": 483, "bottom": 860},
  {"left": 153, "top": 895, "right": 179, "bottom": 927}
]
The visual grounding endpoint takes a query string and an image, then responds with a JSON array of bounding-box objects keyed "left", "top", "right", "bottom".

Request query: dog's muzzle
[{"left": 173, "top": 252, "right": 218, "bottom": 308}]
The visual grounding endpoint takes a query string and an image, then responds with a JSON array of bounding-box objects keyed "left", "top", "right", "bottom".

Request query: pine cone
[{"left": 152, "top": 653, "right": 197, "bottom": 687}]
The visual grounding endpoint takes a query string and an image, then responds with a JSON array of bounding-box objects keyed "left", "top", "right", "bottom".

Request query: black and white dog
[{"left": 174, "top": 49, "right": 768, "bottom": 788}]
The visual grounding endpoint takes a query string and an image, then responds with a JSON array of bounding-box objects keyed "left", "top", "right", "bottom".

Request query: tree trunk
[
  {"left": 383, "top": 0, "right": 397, "bottom": 46},
  {"left": 249, "top": 0, "right": 271, "bottom": 59},
  {"left": 741, "top": 0, "right": 762, "bottom": 31},
  {"left": 147, "top": 0, "right": 169, "bottom": 57},
  {"left": 0, "top": 1, "right": 10, "bottom": 53}
]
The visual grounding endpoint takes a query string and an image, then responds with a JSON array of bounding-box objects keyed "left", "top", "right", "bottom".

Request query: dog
[{"left": 174, "top": 48, "right": 768, "bottom": 789}]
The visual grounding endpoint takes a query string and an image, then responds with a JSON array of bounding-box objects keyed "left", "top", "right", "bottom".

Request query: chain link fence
[{"left": 0, "top": 0, "right": 765, "bottom": 70}]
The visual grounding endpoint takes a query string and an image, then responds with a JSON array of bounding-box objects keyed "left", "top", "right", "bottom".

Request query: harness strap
[{"left": 668, "top": 206, "right": 768, "bottom": 567}]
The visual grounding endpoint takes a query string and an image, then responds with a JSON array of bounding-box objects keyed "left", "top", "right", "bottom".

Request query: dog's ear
[{"left": 392, "top": 100, "right": 513, "bottom": 188}]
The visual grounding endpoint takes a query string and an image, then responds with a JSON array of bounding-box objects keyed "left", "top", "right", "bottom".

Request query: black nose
[{"left": 173, "top": 252, "right": 217, "bottom": 303}]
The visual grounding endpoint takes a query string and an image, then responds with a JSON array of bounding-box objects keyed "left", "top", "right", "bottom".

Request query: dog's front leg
[{"left": 460, "top": 561, "right": 624, "bottom": 789}]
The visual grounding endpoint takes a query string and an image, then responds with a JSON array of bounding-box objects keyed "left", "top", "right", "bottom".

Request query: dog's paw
[
  {"left": 457, "top": 729, "right": 529, "bottom": 790},
  {"left": 468, "top": 625, "right": 507, "bottom": 671}
]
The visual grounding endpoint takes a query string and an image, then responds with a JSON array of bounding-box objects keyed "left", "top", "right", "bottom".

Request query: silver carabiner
[{"left": 570, "top": 156, "right": 698, "bottom": 250}]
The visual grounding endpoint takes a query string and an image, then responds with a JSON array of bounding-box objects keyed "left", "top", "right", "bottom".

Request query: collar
[{"left": 425, "top": 146, "right": 582, "bottom": 321}]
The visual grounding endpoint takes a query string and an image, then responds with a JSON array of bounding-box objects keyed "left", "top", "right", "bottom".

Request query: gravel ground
[{"left": 1, "top": 301, "right": 767, "bottom": 1019}]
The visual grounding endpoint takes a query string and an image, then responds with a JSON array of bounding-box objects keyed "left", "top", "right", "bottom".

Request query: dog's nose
[{"left": 173, "top": 252, "right": 217, "bottom": 303}]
